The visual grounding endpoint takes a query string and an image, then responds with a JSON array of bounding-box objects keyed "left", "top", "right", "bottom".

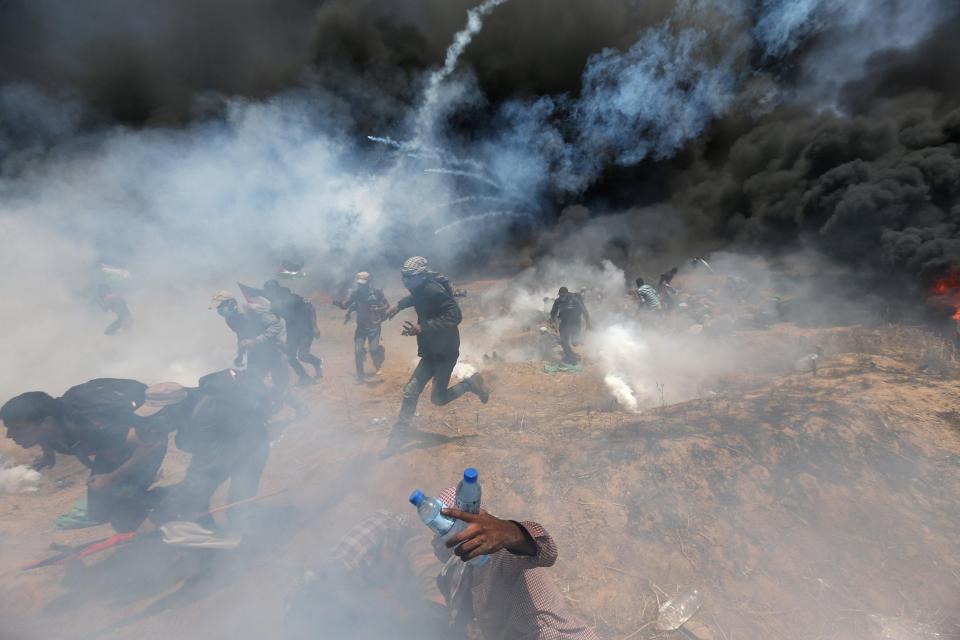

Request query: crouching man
[
  {"left": 284, "top": 486, "right": 598, "bottom": 640},
  {"left": 1, "top": 379, "right": 167, "bottom": 532}
]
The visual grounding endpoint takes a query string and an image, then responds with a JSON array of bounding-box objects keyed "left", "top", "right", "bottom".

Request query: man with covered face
[
  {"left": 335, "top": 271, "right": 389, "bottom": 382},
  {"left": 385, "top": 257, "right": 489, "bottom": 440},
  {"left": 550, "top": 287, "right": 592, "bottom": 365},
  {"left": 262, "top": 280, "right": 323, "bottom": 386},
  {"left": 210, "top": 289, "right": 304, "bottom": 415}
]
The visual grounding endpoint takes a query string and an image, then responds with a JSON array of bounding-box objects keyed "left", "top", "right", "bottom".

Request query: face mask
[{"left": 402, "top": 275, "right": 424, "bottom": 291}]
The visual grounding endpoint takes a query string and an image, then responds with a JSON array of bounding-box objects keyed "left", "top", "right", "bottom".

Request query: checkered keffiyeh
[
  {"left": 435, "top": 487, "right": 598, "bottom": 640},
  {"left": 401, "top": 256, "right": 429, "bottom": 276},
  {"left": 332, "top": 509, "right": 411, "bottom": 573},
  {"left": 330, "top": 498, "right": 597, "bottom": 640}
]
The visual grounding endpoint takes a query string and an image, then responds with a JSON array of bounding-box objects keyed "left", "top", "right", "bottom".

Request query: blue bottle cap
[
  {"left": 463, "top": 467, "right": 478, "bottom": 483},
  {"left": 409, "top": 489, "right": 424, "bottom": 506}
]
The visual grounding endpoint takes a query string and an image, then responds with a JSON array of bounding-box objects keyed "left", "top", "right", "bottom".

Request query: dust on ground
[{"left": 1, "top": 280, "right": 959, "bottom": 640}]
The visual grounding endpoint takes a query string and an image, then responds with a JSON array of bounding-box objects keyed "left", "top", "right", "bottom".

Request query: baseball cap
[
  {"left": 209, "top": 290, "right": 236, "bottom": 309},
  {"left": 135, "top": 382, "right": 189, "bottom": 417}
]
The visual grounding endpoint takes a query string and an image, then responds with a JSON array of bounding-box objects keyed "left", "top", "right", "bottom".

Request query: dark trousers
[
  {"left": 104, "top": 311, "right": 132, "bottom": 335},
  {"left": 248, "top": 344, "right": 288, "bottom": 393},
  {"left": 87, "top": 442, "right": 167, "bottom": 532},
  {"left": 559, "top": 320, "right": 581, "bottom": 364},
  {"left": 161, "top": 429, "right": 269, "bottom": 522},
  {"left": 287, "top": 329, "right": 322, "bottom": 380},
  {"left": 398, "top": 357, "right": 469, "bottom": 423},
  {"left": 354, "top": 326, "right": 385, "bottom": 378}
]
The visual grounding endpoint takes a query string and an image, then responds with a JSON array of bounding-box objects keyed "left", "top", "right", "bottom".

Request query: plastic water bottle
[
  {"left": 455, "top": 467, "right": 482, "bottom": 513},
  {"left": 656, "top": 587, "right": 703, "bottom": 631},
  {"left": 409, "top": 490, "right": 455, "bottom": 536},
  {"left": 454, "top": 468, "right": 489, "bottom": 566}
]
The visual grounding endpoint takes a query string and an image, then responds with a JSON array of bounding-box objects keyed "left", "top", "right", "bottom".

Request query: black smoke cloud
[
  {"left": 0, "top": 0, "right": 657, "bottom": 125},
  {"left": 2, "top": 0, "right": 959, "bottom": 288},
  {"left": 0, "top": 0, "right": 323, "bottom": 123},
  {"left": 663, "top": 16, "right": 960, "bottom": 285}
]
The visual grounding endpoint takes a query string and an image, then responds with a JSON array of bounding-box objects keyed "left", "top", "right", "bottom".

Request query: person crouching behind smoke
[
  {"left": 283, "top": 487, "right": 598, "bottom": 640},
  {"left": 144, "top": 371, "right": 273, "bottom": 529},
  {"left": 550, "top": 287, "right": 591, "bottom": 365},
  {"left": 384, "top": 256, "right": 489, "bottom": 441}
]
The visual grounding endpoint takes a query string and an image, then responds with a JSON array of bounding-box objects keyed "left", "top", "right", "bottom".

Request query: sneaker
[
  {"left": 466, "top": 373, "right": 490, "bottom": 404},
  {"left": 375, "top": 368, "right": 383, "bottom": 377}
]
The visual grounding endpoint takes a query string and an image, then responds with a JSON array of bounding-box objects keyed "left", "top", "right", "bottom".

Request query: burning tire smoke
[{"left": 1, "top": 1, "right": 960, "bottom": 639}]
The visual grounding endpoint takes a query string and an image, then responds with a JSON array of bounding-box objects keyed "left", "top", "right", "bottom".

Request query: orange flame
[{"left": 929, "top": 271, "right": 960, "bottom": 320}]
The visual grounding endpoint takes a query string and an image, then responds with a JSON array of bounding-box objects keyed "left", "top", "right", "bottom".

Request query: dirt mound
[{"left": 2, "top": 298, "right": 959, "bottom": 640}]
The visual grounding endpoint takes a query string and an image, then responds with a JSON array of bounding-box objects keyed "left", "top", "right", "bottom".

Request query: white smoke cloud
[
  {"left": 0, "top": 455, "right": 41, "bottom": 494},
  {"left": 575, "top": 24, "right": 739, "bottom": 166},
  {"left": 754, "top": 0, "right": 954, "bottom": 107}
]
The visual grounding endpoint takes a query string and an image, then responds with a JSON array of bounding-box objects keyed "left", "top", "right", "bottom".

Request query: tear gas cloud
[
  {"left": 1, "top": 0, "right": 959, "bottom": 637},
  {"left": 466, "top": 250, "right": 853, "bottom": 413}
]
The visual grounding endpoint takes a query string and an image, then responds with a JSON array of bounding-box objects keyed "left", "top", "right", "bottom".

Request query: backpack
[
  {"left": 61, "top": 378, "right": 147, "bottom": 422},
  {"left": 60, "top": 378, "right": 147, "bottom": 450},
  {"left": 176, "top": 369, "right": 271, "bottom": 452},
  {"left": 432, "top": 273, "right": 455, "bottom": 298}
]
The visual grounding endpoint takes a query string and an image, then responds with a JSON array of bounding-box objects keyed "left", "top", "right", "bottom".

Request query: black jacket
[
  {"left": 550, "top": 293, "right": 590, "bottom": 326},
  {"left": 267, "top": 289, "right": 316, "bottom": 336},
  {"left": 338, "top": 286, "right": 389, "bottom": 331},
  {"left": 397, "top": 279, "right": 462, "bottom": 360}
]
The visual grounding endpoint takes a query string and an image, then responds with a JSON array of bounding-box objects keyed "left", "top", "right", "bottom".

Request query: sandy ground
[{"left": 2, "top": 283, "right": 960, "bottom": 640}]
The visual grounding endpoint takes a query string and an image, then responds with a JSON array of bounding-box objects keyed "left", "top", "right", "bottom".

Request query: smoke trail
[
  {"left": 753, "top": 0, "right": 826, "bottom": 58},
  {"left": 415, "top": 0, "right": 512, "bottom": 140},
  {"left": 366, "top": 135, "right": 402, "bottom": 149},
  {"left": 575, "top": 23, "right": 740, "bottom": 166},
  {"left": 426, "top": 195, "right": 515, "bottom": 211},
  {"left": 433, "top": 210, "right": 532, "bottom": 235},
  {"left": 423, "top": 167, "right": 502, "bottom": 189}
]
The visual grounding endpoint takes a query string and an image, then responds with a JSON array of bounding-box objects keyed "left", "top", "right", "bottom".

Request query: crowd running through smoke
[{"left": 2, "top": 1, "right": 960, "bottom": 640}]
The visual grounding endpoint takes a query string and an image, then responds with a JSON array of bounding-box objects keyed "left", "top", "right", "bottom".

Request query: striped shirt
[{"left": 635, "top": 285, "right": 661, "bottom": 310}]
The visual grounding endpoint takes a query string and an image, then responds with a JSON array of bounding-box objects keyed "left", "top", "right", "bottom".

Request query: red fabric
[{"left": 73, "top": 532, "right": 137, "bottom": 561}]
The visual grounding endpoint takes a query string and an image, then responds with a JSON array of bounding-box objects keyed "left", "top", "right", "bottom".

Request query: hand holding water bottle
[{"left": 441, "top": 508, "right": 537, "bottom": 561}]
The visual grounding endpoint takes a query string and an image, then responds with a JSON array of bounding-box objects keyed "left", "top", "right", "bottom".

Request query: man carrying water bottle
[
  {"left": 285, "top": 484, "right": 598, "bottom": 640},
  {"left": 432, "top": 485, "right": 599, "bottom": 639},
  {"left": 385, "top": 256, "right": 490, "bottom": 443}
]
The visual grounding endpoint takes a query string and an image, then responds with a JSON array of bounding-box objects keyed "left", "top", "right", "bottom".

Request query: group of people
[
  {"left": 542, "top": 266, "right": 686, "bottom": 366},
  {"left": 1, "top": 369, "right": 273, "bottom": 534},
  {"left": 1, "top": 256, "right": 613, "bottom": 639}
]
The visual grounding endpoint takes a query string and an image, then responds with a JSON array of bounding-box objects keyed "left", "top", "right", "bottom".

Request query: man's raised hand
[{"left": 441, "top": 508, "right": 536, "bottom": 561}]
